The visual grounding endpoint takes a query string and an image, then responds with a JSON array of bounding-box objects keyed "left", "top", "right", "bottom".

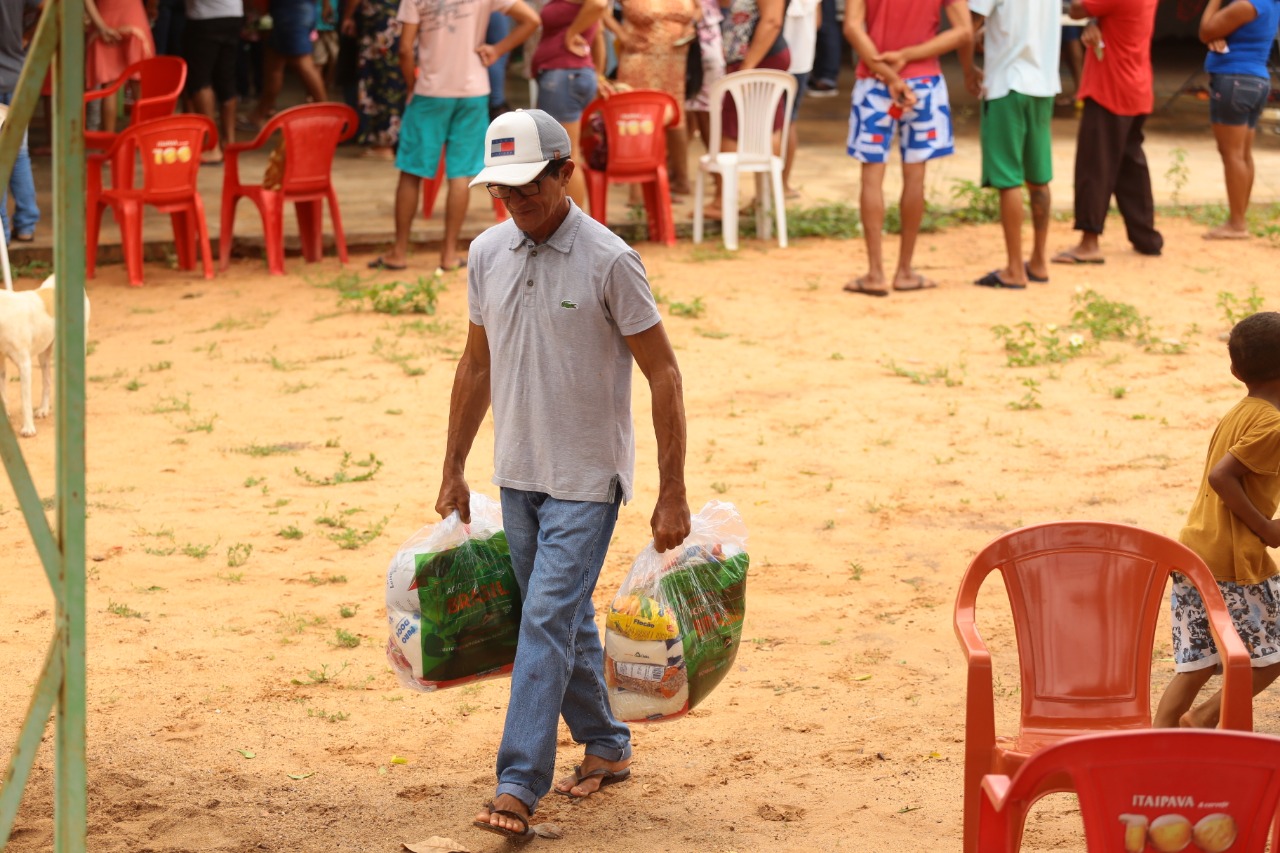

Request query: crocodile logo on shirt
[{"left": 560, "top": 300, "right": 578, "bottom": 309}]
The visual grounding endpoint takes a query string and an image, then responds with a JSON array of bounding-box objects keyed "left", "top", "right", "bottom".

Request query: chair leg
[
  {"left": 193, "top": 197, "right": 214, "bottom": 280},
  {"left": 219, "top": 193, "right": 238, "bottom": 271},
  {"left": 693, "top": 170, "right": 705, "bottom": 244},
  {"left": 296, "top": 200, "right": 322, "bottom": 263},
  {"left": 118, "top": 200, "right": 145, "bottom": 287},
  {"left": 755, "top": 173, "right": 769, "bottom": 243},
  {"left": 261, "top": 194, "right": 285, "bottom": 275},
  {"left": 491, "top": 196, "right": 507, "bottom": 222},
  {"left": 771, "top": 166, "right": 788, "bottom": 248},
  {"left": 422, "top": 152, "right": 446, "bottom": 219},
  {"left": 642, "top": 180, "right": 661, "bottom": 243},
  {"left": 171, "top": 212, "right": 194, "bottom": 270},
  {"left": 721, "top": 170, "right": 739, "bottom": 251},
  {"left": 328, "top": 189, "right": 347, "bottom": 264},
  {"left": 653, "top": 169, "right": 676, "bottom": 247},
  {"left": 86, "top": 201, "right": 105, "bottom": 279}
]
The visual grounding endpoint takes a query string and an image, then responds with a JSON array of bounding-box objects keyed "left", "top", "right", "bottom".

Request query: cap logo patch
[{"left": 491, "top": 137, "right": 516, "bottom": 158}]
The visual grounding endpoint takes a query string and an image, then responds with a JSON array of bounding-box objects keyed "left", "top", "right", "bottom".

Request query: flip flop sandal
[
  {"left": 974, "top": 270, "right": 1026, "bottom": 289},
  {"left": 554, "top": 765, "right": 632, "bottom": 798},
  {"left": 473, "top": 802, "right": 536, "bottom": 842},
  {"left": 367, "top": 256, "right": 408, "bottom": 271},
  {"left": 842, "top": 278, "right": 889, "bottom": 298},
  {"left": 1024, "top": 263, "right": 1049, "bottom": 283},
  {"left": 1051, "top": 251, "right": 1105, "bottom": 265}
]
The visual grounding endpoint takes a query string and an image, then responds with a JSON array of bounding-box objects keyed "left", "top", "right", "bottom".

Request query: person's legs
[
  {"left": 489, "top": 488, "right": 628, "bottom": 821},
  {"left": 0, "top": 91, "right": 37, "bottom": 240},
  {"left": 439, "top": 96, "right": 487, "bottom": 269},
  {"left": 892, "top": 75, "right": 951, "bottom": 290},
  {"left": 1152, "top": 668, "right": 1216, "bottom": 728},
  {"left": 1057, "top": 98, "right": 1115, "bottom": 263},
  {"left": 783, "top": 71, "right": 808, "bottom": 196},
  {"left": 252, "top": 47, "right": 287, "bottom": 123},
  {"left": 1205, "top": 73, "right": 1268, "bottom": 239},
  {"left": 486, "top": 12, "right": 512, "bottom": 116},
  {"left": 192, "top": 87, "right": 223, "bottom": 158},
  {"left": 996, "top": 186, "right": 1027, "bottom": 285},
  {"left": 893, "top": 161, "right": 928, "bottom": 289},
  {"left": 851, "top": 162, "right": 888, "bottom": 294},
  {"left": 977, "top": 93, "right": 1029, "bottom": 287},
  {"left": 1114, "top": 113, "right": 1162, "bottom": 256},
  {"left": 1211, "top": 122, "right": 1256, "bottom": 238},
  {"left": 287, "top": 54, "right": 329, "bottom": 103},
  {"left": 1183, "top": 662, "right": 1280, "bottom": 728},
  {"left": 1022, "top": 96, "right": 1053, "bottom": 280},
  {"left": 808, "top": 0, "right": 840, "bottom": 94},
  {"left": 386, "top": 170, "right": 421, "bottom": 266}
]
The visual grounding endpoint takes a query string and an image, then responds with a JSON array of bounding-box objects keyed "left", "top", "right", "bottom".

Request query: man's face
[{"left": 500, "top": 161, "right": 574, "bottom": 237}]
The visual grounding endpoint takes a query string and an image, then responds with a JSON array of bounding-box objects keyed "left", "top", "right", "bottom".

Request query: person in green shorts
[{"left": 966, "top": 0, "right": 1060, "bottom": 290}]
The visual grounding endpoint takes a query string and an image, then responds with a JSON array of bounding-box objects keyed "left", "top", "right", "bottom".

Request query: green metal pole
[{"left": 53, "top": 0, "right": 87, "bottom": 847}]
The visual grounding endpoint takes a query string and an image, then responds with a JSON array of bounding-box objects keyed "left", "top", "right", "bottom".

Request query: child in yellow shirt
[{"left": 1154, "top": 311, "right": 1280, "bottom": 728}]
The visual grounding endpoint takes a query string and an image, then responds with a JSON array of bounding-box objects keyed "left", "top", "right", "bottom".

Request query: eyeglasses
[{"left": 486, "top": 170, "right": 551, "bottom": 199}]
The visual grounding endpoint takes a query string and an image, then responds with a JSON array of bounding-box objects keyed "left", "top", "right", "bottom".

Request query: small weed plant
[
  {"left": 1217, "top": 286, "right": 1265, "bottom": 328},
  {"left": 991, "top": 323, "right": 1086, "bottom": 367},
  {"left": 295, "top": 452, "right": 384, "bottom": 486}
]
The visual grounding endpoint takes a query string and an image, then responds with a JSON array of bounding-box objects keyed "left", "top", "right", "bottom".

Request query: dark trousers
[
  {"left": 1073, "top": 98, "right": 1162, "bottom": 254},
  {"left": 811, "top": 0, "right": 841, "bottom": 83}
]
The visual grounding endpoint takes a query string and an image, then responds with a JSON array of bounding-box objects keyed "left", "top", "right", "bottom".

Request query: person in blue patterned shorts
[{"left": 841, "top": 0, "right": 973, "bottom": 297}]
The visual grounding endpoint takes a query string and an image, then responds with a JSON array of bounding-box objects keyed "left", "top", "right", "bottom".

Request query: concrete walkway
[{"left": 14, "top": 49, "right": 1280, "bottom": 270}]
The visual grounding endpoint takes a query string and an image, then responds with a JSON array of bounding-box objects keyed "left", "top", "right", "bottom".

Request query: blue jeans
[
  {"left": 811, "top": 0, "right": 841, "bottom": 84},
  {"left": 486, "top": 12, "right": 511, "bottom": 109},
  {"left": 0, "top": 91, "right": 38, "bottom": 240},
  {"left": 496, "top": 487, "right": 631, "bottom": 813}
]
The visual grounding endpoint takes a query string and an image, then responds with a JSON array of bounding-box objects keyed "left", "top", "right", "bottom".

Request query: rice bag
[
  {"left": 385, "top": 493, "right": 521, "bottom": 691},
  {"left": 604, "top": 500, "right": 749, "bottom": 722}
]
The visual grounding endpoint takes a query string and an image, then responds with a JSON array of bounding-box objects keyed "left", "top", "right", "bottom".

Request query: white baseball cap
[{"left": 469, "top": 109, "right": 573, "bottom": 188}]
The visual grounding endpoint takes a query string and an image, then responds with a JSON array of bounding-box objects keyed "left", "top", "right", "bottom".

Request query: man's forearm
[
  {"left": 441, "top": 360, "right": 491, "bottom": 478},
  {"left": 649, "top": 368, "right": 687, "bottom": 499}
]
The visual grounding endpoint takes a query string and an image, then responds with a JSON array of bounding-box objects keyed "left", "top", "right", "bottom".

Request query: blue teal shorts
[
  {"left": 396, "top": 96, "right": 489, "bottom": 180},
  {"left": 269, "top": 0, "right": 315, "bottom": 57}
]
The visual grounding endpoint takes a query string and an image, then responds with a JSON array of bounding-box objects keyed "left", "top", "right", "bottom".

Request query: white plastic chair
[{"left": 693, "top": 69, "right": 796, "bottom": 251}]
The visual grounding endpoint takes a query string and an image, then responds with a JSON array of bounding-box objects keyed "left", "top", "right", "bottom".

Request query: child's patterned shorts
[{"left": 1170, "top": 572, "right": 1280, "bottom": 672}]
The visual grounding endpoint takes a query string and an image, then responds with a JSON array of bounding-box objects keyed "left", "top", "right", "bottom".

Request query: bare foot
[
  {"left": 1204, "top": 225, "right": 1251, "bottom": 240},
  {"left": 554, "top": 755, "right": 632, "bottom": 797},
  {"left": 669, "top": 180, "right": 692, "bottom": 196},
  {"left": 1052, "top": 247, "right": 1105, "bottom": 265},
  {"left": 474, "top": 793, "right": 531, "bottom": 835}
]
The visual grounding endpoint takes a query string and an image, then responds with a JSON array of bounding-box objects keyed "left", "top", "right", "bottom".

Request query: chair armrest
[
  {"left": 1206, "top": 595, "right": 1254, "bottom": 731},
  {"left": 83, "top": 76, "right": 127, "bottom": 105}
]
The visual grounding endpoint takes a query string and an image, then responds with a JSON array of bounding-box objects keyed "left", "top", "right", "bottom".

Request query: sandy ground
[{"left": 2, "top": 212, "right": 1280, "bottom": 853}]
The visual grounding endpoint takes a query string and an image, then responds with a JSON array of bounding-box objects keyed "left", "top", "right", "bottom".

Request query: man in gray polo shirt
[{"left": 434, "top": 109, "right": 690, "bottom": 842}]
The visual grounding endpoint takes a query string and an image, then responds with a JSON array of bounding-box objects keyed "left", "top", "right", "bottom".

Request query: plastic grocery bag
[
  {"left": 385, "top": 493, "right": 521, "bottom": 691},
  {"left": 604, "top": 500, "right": 749, "bottom": 722}
]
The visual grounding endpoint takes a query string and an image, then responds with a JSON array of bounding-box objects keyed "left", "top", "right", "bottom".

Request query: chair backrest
[
  {"left": 131, "top": 56, "right": 187, "bottom": 123},
  {"left": 954, "top": 521, "right": 1245, "bottom": 733},
  {"left": 707, "top": 69, "right": 796, "bottom": 164},
  {"left": 983, "top": 730, "right": 1280, "bottom": 853},
  {"left": 583, "top": 89, "right": 679, "bottom": 176},
  {"left": 106, "top": 114, "right": 215, "bottom": 203},
  {"left": 256, "top": 103, "right": 358, "bottom": 194}
]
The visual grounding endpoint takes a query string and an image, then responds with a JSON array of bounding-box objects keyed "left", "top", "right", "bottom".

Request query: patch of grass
[
  {"left": 307, "top": 707, "right": 350, "bottom": 723},
  {"left": 335, "top": 274, "right": 444, "bottom": 315},
  {"left": 233, "top": 441, "right": 308, "bottom": 457},
  {"left": 325, "top": 514, "right": 390, "bottom": 550},
  {"left": 278, "top": 525, "right": 304, "bottom": 540},
  {"left": 292, "top": 661, "right": 349, "bottom": 685},
  {"left": 147, "top": 361, "right": 172, "bottom": 372},
  {"left": 202, "top": 310, "right": 278, "bottom": 332},
  {"left": 107, "top": 600, "right": 144, "bottom": 619},
  {"left": 947, "top": 179, "right": 1003, "bottom": 224},
  {"left": 184, "top": 415, "right": 217, "bottom": 433},
  {"left": 1008, "top": 378, "right": 1043, "bottom": 411},
  {"left": 333, "top": 628, "right": 360, "bottom": 649},
  {"left": 305, "top": 573, "right": 348, "bottom": 586},
  {"left": 183, "top": 542, "right": 214, "bottom": 560},
  {"left": 218, "top": 572, "right": 244, "bottom": 583},
  {"left": 992, "top": 323, "right": 1086, "bottom": 367},
  {"left": 151, "top": 394, "right": 191, "bottom": 415},
  {"left": 227, "top": 543, "right": 253, "bottom": 568},
  {"left": 339, "top": 604, "right": 359, "bottom": 618},
  {"left": 1217, "top": 285, "right": 1265, "bottom": 328},
  {"left": 785, "top": 202, "right": 861, "bottom": 239},
  {"left": 371, "top": 337, "right": 426, "bottom": 376},
  {"left": 295, "top": 452, "right": 383, "bottom": 486},
  {"left": 668, "top": 297, "right": 705, "bottom": 319}
]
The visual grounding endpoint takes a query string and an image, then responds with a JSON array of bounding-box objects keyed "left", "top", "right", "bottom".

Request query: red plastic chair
[
  {"left": 421, "top": 150, "right": 507, "bottom": 222},
  {"left": 220, "top": 103, "right": 358, "bottom": 275},
  {"left": 87, "top": 115, "right": 217, "bottom": 287},
  {"left": 977, "top": 729, "right": 1280, "bottom": 853},
  {"left": 84, "top": 56, "right": 187, "bottom": 153},
  {"left": 580, "top": 89, "right": 679, "bottom": 246},
  {"left": 955, "top": 521, "right": 1255, "bottom": 853}
]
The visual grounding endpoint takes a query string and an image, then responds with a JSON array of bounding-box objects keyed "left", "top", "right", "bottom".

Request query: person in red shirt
[
  {"left": 841, "top": 0, "right": 973, "bottom": 296},
  {"left": 1052, "top": 0, "right": 1162, "bottom": 265}
]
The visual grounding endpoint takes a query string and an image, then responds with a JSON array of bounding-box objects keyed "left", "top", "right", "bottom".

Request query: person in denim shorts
[
  {"left": 1199, "top": 0, "right": 1280, "bottom": 240},
  {"left": 530, "top": 0, "right": 608, "bottom": 208}
]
